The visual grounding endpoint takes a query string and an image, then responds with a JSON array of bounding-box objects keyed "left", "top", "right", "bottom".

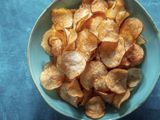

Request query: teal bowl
[{"left": 27, "top": 0, "right": 160, "bottom": 119}]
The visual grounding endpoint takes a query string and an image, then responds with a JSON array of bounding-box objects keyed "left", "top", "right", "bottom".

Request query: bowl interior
[{"left": 28, "top": 0, "right": 160, "bottom": 119}]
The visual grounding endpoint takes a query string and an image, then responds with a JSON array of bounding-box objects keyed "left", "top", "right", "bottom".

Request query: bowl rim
[{"left": 27, "top": 0, "right": 160, "bottom": 120}]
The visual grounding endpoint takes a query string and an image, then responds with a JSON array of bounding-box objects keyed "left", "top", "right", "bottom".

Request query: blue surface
[{"left": 0, "top": 0, "right": 160, "bottom": 120}]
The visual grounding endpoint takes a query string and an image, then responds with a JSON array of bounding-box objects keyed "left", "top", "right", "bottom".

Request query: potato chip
[
  {"left": 100, "top": 37, "right": 126, "bottom": 68},
  {"left": 128, "top": 68, "right": 142, "bottom": 88},
  {"left": 80, "top": 61, "right": 108, "bottom": 90},
  {"left": 97, "top": 91, "right": 115, "bottom": 104},
  {"left": 97, "top": 19, "right": 119, "bottom": 42},
  {"left": 74, "top": 4, "right": 92, "bottom": 28},
  {"left": 80, "top": 89, "right": 93, "bottom": 106},
  {"left": 106, "top": 0, "right": 124, "bottom": 19},
  {"left": 116, "top": 10, "right": 129, "bottom": 26},
  {"left": 108, "top": 0, "right": 115, "bottom": 8},
  {"left": 57, "top": 51, "right": 86, "bottom": 79},
  {"left": 59, "top": 81, "right": 82, "bottom": 107},
  {"left": 120, "top": 44, "right": 144, "bottom": 67},
  {"left": 77, "top": 29, "right": 98, "bottom": 52},
  {"left": 41, "top": 28, "right": 67, "bottom": 56},
  {"left": 94, "top": 76, "right": 109, "bottom": 92},
  {"left": 40, "top": 62, "right": 65, "bottom": 90},
  {"left": 120, "top": 18, "right": 143, "bottom": 49},
  {"left": 85, "top": 96, "right": 105, "bottom": 119},
  {"left": 64, "top": 29, "right": 77, "bottom": 51},
  {"left": 137, "top": 35, "right": 145, "bottom": 46},
  {"left": 52, "top": 8, "right": 73, "bottom": 30},
  {"left": 113, "top": 89, "right": 130, "bottom": 108},
  {"left": 67, "top": 79, "right": 83, "bottom": 98},
  {"left": 106, "top": 69, "right": 128, "bottom": 94},
  {"left": 91, "top": 0, "right": 108, "bottom": 14}
]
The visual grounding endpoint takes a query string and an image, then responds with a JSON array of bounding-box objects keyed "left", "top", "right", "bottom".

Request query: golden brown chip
[
  {"left": 59, "top": 81, "right": 83, "bottom": 107},
  {"left": 40, "top": 62, "right": 65, "bottom": 90},
  {"left": 106, "top": 69, "right": 128, "bottom": 94},
  {"left": 82, "top": 0, "right": 94, "bottom": 4},
  {"left": 120, "top": 18, "right": 143, "bottom": 49},
  {"left": 64, "top": 29, "right": 77, "bottom": 51},
  {"left": 74, "top": 4, "right": 92, "bottom": 29},
  {"left": 94, "top": 76, "right": 109, "bottom": 92},
  {"left": 120, "top": 44, "right": 144, "bottom": 67},
  {"left": 41, "top": 28, "right": 67, "bottom": 56},
  {"left": 80, "top": 89, "right": 93, "bottom": 106},
  {"left": 113, "top": 89, "right": 130, "bottom": 108},
  {"left": 97, "top": 19, "right": 119, "bottom": 42},
  {"left": 97, "top": 91, "right": 115, "bottom": 104},
  {"left": 91, "top": 0, "right": 108, "bottom": 14},
  {"left": 85, "top": 96, "right": 105, "bottom": 119},
  {"left": 106, "top": 0, "right": 124, "bottom": 19},
  {"left": 57, "top": 51, "right": 86, "bottom": 79},
  {"left": 52, "top": 8, "right": 73, "bottom": 30},
  {"left": 100, "top": 37, "right": 126, "bottom": 68},
  {"left": 128, "top": 68, "right": 142, "bottom": 88},
  {"left": 67, "top": 79, "right": 83, "bottom": 98},
  {"left": 80, "top": 61, "right": 108, "bottom": 90},
  {"left": 116, "top": 10, "right": 129, "bottom": 26}
]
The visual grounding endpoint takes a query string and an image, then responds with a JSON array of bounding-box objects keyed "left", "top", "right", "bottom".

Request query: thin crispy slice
[
  {"left": 97, "top": 19, "right": 119, "bottom": 42},
  {"left": 80, "top": 61, "right": 108, "bottom": 90},
  {"left": 113, "top": 89, "right": 130, "bottom": 108},
  {"left": 40, "top": 62, "right": 65, "bottom": 90},
  {"left": 100, "top": 37, "right": 126, "bottom": 68},
  {"left": 116, "top": 10, "right": 129, "bottom": 26},
  {"left": 120, "top": 44, "right": 144, "bottom": 67},
  {"left": 106, "top": 0, "right": 124, "bottom": 19},
  {"left": 57, "top": 51, "right": 86, "bottom": 79},
  {"left": 106, "top": 69, "right": 128, "bottom": 94},
  {"left": 94, "top": 76, "right": 109, "bottom": 92},
  {"left": 128, "top": 68, "right": 142, "bottom": 88},
  {"left": 82, "top": 0, "right": 94, "bottom": 4},
  {"left": 80, "top": 89, "right": 93, "bottom": 106},
  {"left": 85, "top": 96, "right": 105, "bottom": 119},
  {"left": 74, "top": 4, "right": 92, "bottom": 29},
  {"left": 91, "top": 0, "right": 108, "bottom": 14},
  {"left": 137, "top": 35, "right": 145, "bottom": 45},
  {"left": 97, "top": 91, "right": 115, "bottom": 104},
  {"left": 59, "top": 81, "right": 83, "bottom": 107},
  {"left": 52, "top": 8, "right": 73, "bottom": 30},
  {"left": 120, "top": 18, "right": 143, "bottom": 49}
]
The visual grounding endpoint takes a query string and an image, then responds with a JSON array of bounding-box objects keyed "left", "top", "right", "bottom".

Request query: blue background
[{"left": 0, "top": 0, "right": 160, "bottom": 120}]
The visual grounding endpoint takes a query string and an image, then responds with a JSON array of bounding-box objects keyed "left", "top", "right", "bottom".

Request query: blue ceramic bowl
[{"left": 27, "top": 0, "right": 160, "bottom": 119}]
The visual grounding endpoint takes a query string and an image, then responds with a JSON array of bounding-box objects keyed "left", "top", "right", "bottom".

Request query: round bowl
[{"left": 27, "top": 0, "right": 160, "bottom": 119}]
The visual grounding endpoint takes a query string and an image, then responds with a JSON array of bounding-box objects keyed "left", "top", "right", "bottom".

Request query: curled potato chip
[
  {"left": 121, "top": 44, "right": 144, "bottom": 67},
  {"left": 97, "top": 91, "right": 115, "bottom": 104},
  {"left": 82, "top": 0, "right": 94, "bottom": 4},
  {"left": 128, "top": 68, "right": 142, "bottom": 88},
  {"left": 97, "top": 19, "right": 119, "bottom": 42},
  {"left": 85, "top": 96, "right": 105, "bottom": 119},
  {"left": 57, "top": 51, "right": 86, "bottom": 79},
  {"left": 106, "top": 0, "right": 124, "bottom": 19},
  {"left": 120, "top": 18, "right": 143, "bottom": 48},
  {"left": 80, "top": 61, "right": 108, "bottom": 90},
  {"left": 80, "top": 89, "right": 93, "bottom": 106},
  {"left": 41, "top": 28, "right": 67, "bottom": 56},
  {"left": 59, "top": 81, "right": 83, "bottom": 107},
  {"left": 94, "top": 76, "right": 109, "bottom": 92},
  {"left": 64, "top": 29, "right": 77, "bottom": 51},
  {"left": 91, "top": 0, "right": 108, "bottom": 14},
  {"left": 113, "top": 89, "right": 130, "bottom": 108},
  {"left": 106, "top": 69, "right": 128, "bottom": 94},
  {"left": 40, "top": 62, "right": 65, "bottom": 90},
  {"left": 100, "top": 37, "right": 126, "bottom": 68},
  {"left": 116, "top": 10, "right": 129, "bottom": 26},
  {"left": 52, "top": 8, "right": 73, "bottom": 30},
  {"left": 74, "top": 5, "right": 92, "bottom": 28}
]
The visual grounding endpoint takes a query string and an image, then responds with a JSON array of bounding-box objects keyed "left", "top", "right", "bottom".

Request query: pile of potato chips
[{"left": 40, "top": 0, "right": 145, "bottom": 119}]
